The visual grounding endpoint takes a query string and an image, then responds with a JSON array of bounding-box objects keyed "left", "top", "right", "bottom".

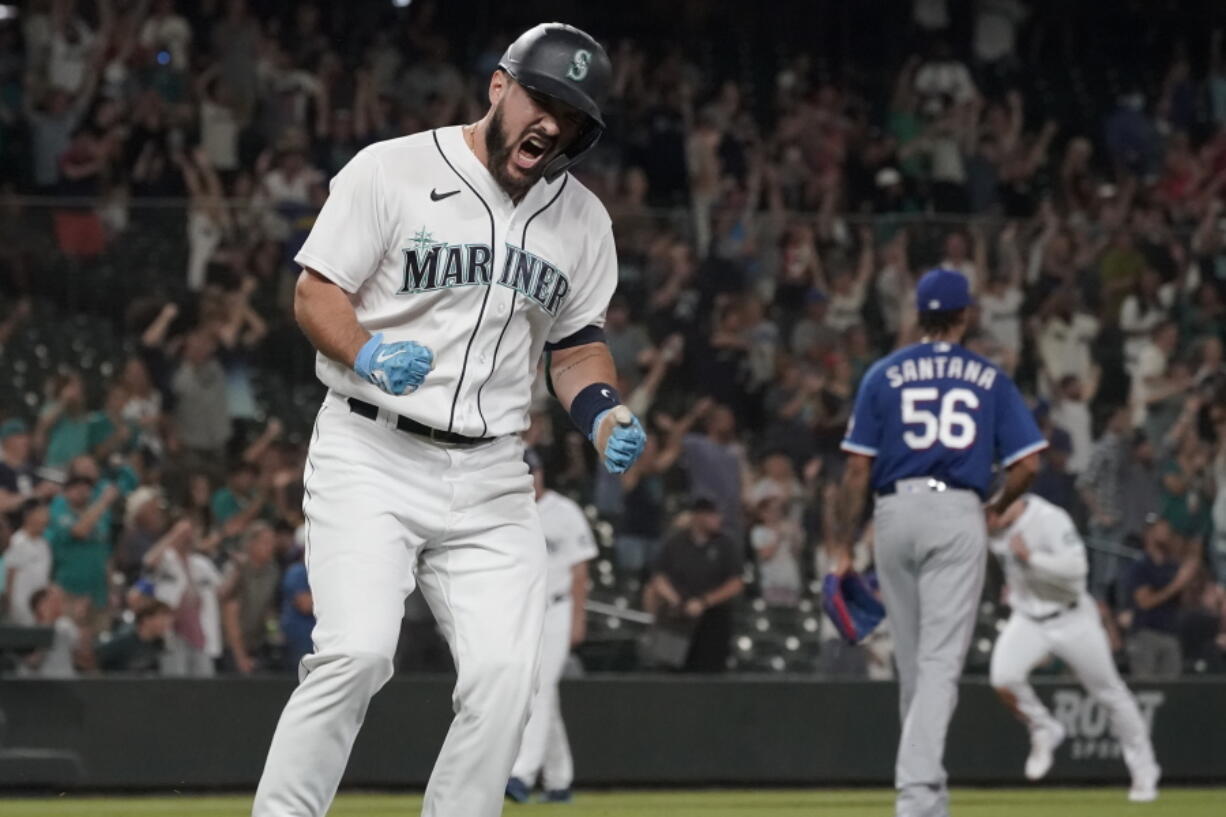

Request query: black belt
[
  {"left": 875, "top": 477, "right": 977, "bottom": 498},
  {"left": 1024, "top": 600, "right": 1079, "bottom": 623},
  {"left": 347, "top": 398, "right": 494, "bottom": 446}
]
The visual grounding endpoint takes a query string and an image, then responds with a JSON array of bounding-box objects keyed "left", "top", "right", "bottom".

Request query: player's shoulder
[
  {"left": 1024, "top": 494, "right": 1074, "bottom": 525},
  {"left": 553, "top": 172, "right": 612, "bottom": 231},
  {"left": 857, "top": 349, "right": 907, "bottom": 388},
  {"left": 354, "top": 131, "right": 439, "bottom": 166}
]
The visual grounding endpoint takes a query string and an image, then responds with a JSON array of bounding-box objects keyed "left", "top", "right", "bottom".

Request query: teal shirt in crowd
[
  {"left": 211, "top": 487, "right": 244, "bottom": 527},
  {"left": 42, "top": 409, "right": 91, "bottom": 468},
  {"left": 46, "top": 499, "right": 112, "bottom": 607}
]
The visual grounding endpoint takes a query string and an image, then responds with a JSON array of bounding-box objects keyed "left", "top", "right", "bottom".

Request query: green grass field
[{"left": 4, "top": 789, "right": 1223, "bottom": 817}]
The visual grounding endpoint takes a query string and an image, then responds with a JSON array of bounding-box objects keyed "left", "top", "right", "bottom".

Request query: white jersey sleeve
[
  {"left": 295, "top": 148, "right": 392, "bottom": 294},
  {"left": 1025, "top": 502, "right": 1088, "bottom": 585},
  {"left": 547, "top": 218, "right": 617, "bottom": 344}
]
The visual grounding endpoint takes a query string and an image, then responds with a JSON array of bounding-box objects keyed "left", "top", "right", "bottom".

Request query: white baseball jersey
[
  {"left": 988, "top": 494, "right": 1159, "bottom": 787},
  {"left": 537, "top": 489, "right": 598, "bottom": 599},
  {"left": 294, "top": 125, "right": 619, "bottom": 438},
  {"left": 989, "top": 494, "right": 1088, "bottom": 618}
]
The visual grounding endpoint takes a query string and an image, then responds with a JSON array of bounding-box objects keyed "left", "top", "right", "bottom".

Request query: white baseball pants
[
  {"left": 989, "top": 596, "right": 1157, "bottom": 777},
  {"left": 511, "top": 596, "right": 575, "bottom": 791},
  {"left": 253, "top": 392, "right": 546, "bottom": 817}
]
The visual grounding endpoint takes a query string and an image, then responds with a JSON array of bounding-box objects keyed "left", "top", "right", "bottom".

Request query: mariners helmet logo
[{"left": 566, "top": 49, "right": 591, "bottom": 81}]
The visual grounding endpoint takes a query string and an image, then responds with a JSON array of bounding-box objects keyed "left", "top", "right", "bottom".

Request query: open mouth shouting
[{"left": 513, "top": 132, "right": 555, "bottom": 173}]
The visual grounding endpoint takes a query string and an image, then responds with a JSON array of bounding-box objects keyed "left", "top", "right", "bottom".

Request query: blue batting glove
[
  {"left": 592, "top": 407, "right": 646, "bottom": 474},
  {"left": 353, "top": 332, "right": 433, "bottom": 396}
]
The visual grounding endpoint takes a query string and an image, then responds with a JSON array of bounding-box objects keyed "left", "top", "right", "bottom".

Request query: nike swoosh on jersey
[{"left": 430, "top": 188, "right": 460, "bottom": 201}]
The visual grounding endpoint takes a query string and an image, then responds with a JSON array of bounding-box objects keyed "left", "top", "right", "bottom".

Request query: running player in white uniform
[
  {"left": 252, "top": 24, "right": 645, "bottom": 817},
  {"left": 507, "top": 451, "right": 597, "bottom": 804},
  {"left": 987, "top": 494, "right": 1160, "bottom": 802}
]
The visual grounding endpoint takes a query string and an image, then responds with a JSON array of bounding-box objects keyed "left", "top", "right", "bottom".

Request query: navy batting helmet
[{"left": 498, "top": 22, "right": 611, "bottom": 181}]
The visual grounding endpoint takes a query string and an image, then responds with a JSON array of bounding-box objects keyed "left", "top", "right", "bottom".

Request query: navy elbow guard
[{"left": 569, "top": 382, "right": 621, "bottom": 440}]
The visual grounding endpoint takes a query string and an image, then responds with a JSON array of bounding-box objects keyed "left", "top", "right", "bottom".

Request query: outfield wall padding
[{"left": 0, "top": 677, "right": 1222, "bottom": 788}]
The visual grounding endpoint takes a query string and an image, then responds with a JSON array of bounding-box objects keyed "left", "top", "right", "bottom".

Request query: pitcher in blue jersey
[{"left": 837, "top": 268, "right": 1045, "bottom": 817}]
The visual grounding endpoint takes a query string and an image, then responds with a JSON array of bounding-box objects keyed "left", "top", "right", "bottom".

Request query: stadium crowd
[{"left": 0, "top": 0, "right": 1225, "bottom": 677}]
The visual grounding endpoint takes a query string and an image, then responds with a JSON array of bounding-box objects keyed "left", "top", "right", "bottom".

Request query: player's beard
[{"left": 485, "top": 104, "right": 540, "bottom": 201}]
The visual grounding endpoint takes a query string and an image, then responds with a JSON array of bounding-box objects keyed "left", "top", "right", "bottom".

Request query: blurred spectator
[
  {"left": 605, "top": 296, "right": 651, "bottom": 390},
  {"left": 47, "top": 474, "right": 120, "bottom": 624},
  {"left": 1127, "top": 518, "right": 1196, "bottom": 679},
  {"left": 1121, "top": 431, "right": 1163, "bottom": 544},
  {"left": 1048, "top": 367, "right": 1098, "bottom": 476},
  {"left": 254, "top": 143, "right": 325, "bottom": 241},
  {"left": 750, "top": 495, "right": 803, "bottom": 607},
  {"left": 790, "top": 289, "right": 838, "bottom": 361},
  {"left": 139, "top": 0, "right": 192, "bottom": 73},
  {"left": 279, "top": 558, "right": 314, "bottom": 672},
  {"left": 1158, "top": 426, "right": 1213, "bottom": 547},
  {"left": 211, "top": 460, "right": 267, "bottom": 537},
  {"left": 220, "top": 521, "right": 278, "bottom": 674},
  {"left": 1181, "top": 564, "right": 1226, "bottom": 672},
  {"left": 16, "top": 585, "right": 82, "bottom": 679},
  {"left": 978, "top": 225, "right": 1025, "bottom": 360},
  {"left": 23, "top": 47, "right": 100, "bottom": 189},
  {"left": 613, "top": 431, "right": 672, "bottom": 577},
  {"left": 674, "top": 401, "right": 747, "bottom": 542},
  {"left": 145, "top": 517, "right": 223, "bottom": 677},
  {"left": 820, "top": 227, "right": 874, "bottom": 333},
  {"left": 1078, "top": 406, "right": 1131, "bottom": 604},
  {"left": 1036, "top": 288, "right": 1099, "bottom": 387},
  {"left": 0, "top": 418, "right": 58, "bottom": 527},
  {"left": 644, "top": 499, "right": 744, "bottom": 672},
  {"left": 1105, "top": 92, "right": 1160, "bottom": 178},
  {"left": 116, "top": 486, "right": 168, "bottom": 580},
  {"left": 972, "top": 0, "right": 1029, "bottom": 75},
  {"left": 913, "top": 40, "right": 977, "bottom": 113},
  {"left": 4, "top": 499, "right": 52, "bottom": 626},
  {"left": 172, "top": 328, "right": 231, "bottom": 473},
  {"left": 35, "top": 371, "right": 92, "bottom": 469},
  {"left": 96, "top": 600, "right": 174, "bottom": 673},
  {"left": 1120, "top": 270, "right": 1175, "bottom": 375},
  {"left": 1130, "top": 321, "right": 1185, "bottom": 432}
]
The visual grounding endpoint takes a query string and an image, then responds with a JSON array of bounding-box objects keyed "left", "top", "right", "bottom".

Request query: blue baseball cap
[
  {"left": 0, "top": 418, "right": 29, "bottom": 440},
  {"left": 916, "top": 268, "right": 972, "bottom": 313}
]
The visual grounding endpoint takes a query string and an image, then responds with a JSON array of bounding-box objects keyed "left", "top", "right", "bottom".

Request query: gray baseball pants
[{"left": 875, "top": 487, "right": 987, "bottom": 817}]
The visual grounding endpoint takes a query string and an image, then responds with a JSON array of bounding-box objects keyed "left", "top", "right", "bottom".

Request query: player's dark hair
[
  {"left": 29, "top": 586, "right": 51, "bottom": 612},
  {"left": 918, "top": 308, "right": 967, "bottom": 336},
  {"left": 137, "top": 600, "right": 172, "bottom": 623}
]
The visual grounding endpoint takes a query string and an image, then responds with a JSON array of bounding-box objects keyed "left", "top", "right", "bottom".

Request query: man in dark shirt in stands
[
  {"left": 645, "top": 498, "right": 744, "bottom": 672},
  {"left": 96, "top": 601, "right": 174, "bottom": 673},
  {"left": 1031, "top": 428, "right": 1078, "bottom": 516},
  {"left": 1127, "top": 516, "right": 1196, "bottom": 679}
]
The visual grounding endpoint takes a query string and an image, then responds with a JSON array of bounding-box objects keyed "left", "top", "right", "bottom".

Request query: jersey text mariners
[{"left": 295, "top": 126, "right": 618, "bottom": 437}]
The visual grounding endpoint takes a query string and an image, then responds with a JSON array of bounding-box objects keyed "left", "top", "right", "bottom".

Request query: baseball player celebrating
[
  {"left": 252, "top": 24, "right": 645, "bottom": 817},
  {"left": 987, "top": 493, "right": 1160, "bottom": 801},
  {"left": 507, "top": 451, "right": 597, "bottom": 804},
  {"left": 838, "top": 268, "right": 1046, "bottom": 817}
]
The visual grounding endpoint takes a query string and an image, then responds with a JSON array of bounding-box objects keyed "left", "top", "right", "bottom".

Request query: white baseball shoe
[
  {"left": 1024, "top": 722, "right": 1066, "bottom": 781},
  {"left": 1128, "top": 764, "right": 1161, "bottom": 803}
]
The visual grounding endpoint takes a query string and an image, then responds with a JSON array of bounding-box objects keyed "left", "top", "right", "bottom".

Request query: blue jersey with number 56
[{"left": 840, "top": 341, "right": 1046, "bottom": 498}]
